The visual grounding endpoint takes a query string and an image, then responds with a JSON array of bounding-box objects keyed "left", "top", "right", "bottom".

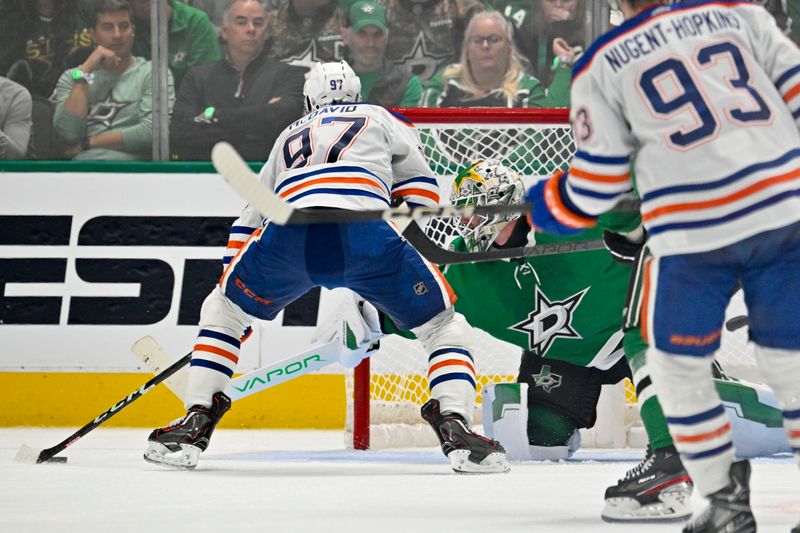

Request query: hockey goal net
[{"left": 344, "top": 107, "right": 756, "bottom": 450}]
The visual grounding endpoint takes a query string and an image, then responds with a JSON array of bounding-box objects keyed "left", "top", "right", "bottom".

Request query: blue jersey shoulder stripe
[
  {"left": 388, "top": 109, "right": 414, "bottom": 126},
  {"left": 573, "top": 0, "right": 749, "bottom": 81}
]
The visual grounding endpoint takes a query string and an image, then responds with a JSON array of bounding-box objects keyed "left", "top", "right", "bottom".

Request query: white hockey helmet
[
  {"left": 451, "top": 160, "right": 526, "bottom": 252},
  {"left": 303, "top": 61, "right": 362, "bottom": 114}
]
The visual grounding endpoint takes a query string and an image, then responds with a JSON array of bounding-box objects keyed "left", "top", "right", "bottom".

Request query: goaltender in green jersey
[{"left": 314, "top": 160, "right": 791, "bottom": 522}]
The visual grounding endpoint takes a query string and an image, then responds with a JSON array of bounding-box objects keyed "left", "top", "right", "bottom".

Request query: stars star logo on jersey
[
  {"left": 87, "top": 95, "right": 134, "bottom": 127},
  {"left": 509, "top": 286, "right": 589, "bottom": 356},
  {"left": 391, "top": 33, "right": 451, "bottom": 82},
  {"left": 531, "top": 365, "right": 562, "bottom": 393},
  {"left": 283, "top": 40, "right": 344, "bottom": 72}
]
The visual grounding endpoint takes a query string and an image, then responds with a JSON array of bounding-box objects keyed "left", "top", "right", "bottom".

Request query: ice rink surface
[{"left": 1, "top": 428, "right": 798, "bottom": 533}]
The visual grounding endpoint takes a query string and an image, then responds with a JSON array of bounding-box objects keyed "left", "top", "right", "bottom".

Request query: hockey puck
[{"left": 47, "top": 456, "right": 68, "bottom": 464}]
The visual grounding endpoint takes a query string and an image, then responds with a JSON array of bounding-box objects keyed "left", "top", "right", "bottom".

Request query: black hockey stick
[
  {"left": 401, "top": 221, "right": 607, "bottom": 264},
  {"left": 15, "top": 352, "right": 191, "bottom": 464},
  {"left": 210, "top": 142, "right": 641, "bottom": 227}
]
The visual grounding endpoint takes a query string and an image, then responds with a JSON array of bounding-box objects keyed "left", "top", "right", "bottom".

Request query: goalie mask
[
  {"left": 303, "top": 61, "right": 362, "bottom": 114},
  {"left": 451, "top": 160, "right": 525, "bottom": 252}
]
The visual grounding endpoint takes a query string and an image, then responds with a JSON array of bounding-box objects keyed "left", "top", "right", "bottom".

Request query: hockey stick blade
[
  {"left": 401, "top": 222, "right": 607, "bottom": 264},
  {"left": 15, "top": 352, "right": 191, "bottom": 464},
  {"left": 132, "top": 336, "right": 188, "bottom": 401},
  {"left": 211, "top": 142, "right": 640, "bottom": 226}
]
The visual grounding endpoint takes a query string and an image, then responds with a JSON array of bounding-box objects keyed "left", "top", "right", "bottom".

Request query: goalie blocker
[{"left": 484, "top": 352, "right": 630, "bottom": 460}]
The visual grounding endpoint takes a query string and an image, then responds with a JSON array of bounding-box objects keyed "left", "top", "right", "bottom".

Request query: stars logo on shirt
[
  {"left": 509, "top": 286, "right": 589, "bottom": 356},
  {"left": 87, "top": 95, "right": 134, "bottom": 127},
  {"left": 531, "top": 365, "right": 562, "bottom": 393},
  {"left": 282, "top": 40, "right": 345, "bottom": 73},
  {"left": 391, "top": 33, "right": 451, "bottom": 82}
]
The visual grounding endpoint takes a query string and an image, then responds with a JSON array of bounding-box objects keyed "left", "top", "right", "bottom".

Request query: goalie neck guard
[
  {"left": 451, "top": 160, "right": 526, "bottom": 253},
  {"left": 303, "top": 60, "right": 362, "bottom": 114}
]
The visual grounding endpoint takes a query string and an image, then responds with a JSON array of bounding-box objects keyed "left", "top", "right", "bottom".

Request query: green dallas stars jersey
[{"left": 442, "top": 211, "right": 639, "bottom": 368}]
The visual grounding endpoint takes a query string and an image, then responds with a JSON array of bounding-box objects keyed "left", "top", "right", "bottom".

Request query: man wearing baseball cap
[{"left": 340, "top": 0, "right": 422, "bottom": 107}]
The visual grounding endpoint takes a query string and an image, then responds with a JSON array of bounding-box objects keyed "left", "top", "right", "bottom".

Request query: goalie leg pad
[
  {"left": 752, "top": 345, "right": 800, "bottom": 454},
  {"left": 414, "top": 308, "right": 476, "bottom": 425},
  {"left": 483, "top": 383, "right": 582, "bottom": 460}
]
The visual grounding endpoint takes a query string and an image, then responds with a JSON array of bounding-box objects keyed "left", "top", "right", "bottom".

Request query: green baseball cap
[{"left": 349, "top": 0, "right": 387, "bottom": 32}]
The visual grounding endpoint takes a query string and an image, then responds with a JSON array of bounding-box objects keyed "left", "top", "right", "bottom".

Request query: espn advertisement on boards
[{"left": 1, "top": 171, "right": 339, "bottom": 372}]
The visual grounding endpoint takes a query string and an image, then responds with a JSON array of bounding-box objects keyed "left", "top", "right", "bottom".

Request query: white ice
[{"left": 1, "top": 428, "right": 798, "bottom": 533}]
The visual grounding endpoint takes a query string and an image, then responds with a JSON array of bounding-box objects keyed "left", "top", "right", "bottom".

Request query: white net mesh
[{"left": 344, "top": 108, "right": 757, "bottom": 449}]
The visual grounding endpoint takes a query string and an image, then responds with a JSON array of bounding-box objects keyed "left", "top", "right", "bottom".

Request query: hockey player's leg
[
  {"left": 602, "top": 331, "right": 693, "bottom": 522},
  {"left": 649, "top": 348, "right": 755, "bottom": 533},
  {"left": 414, "top": 308, "right": 509, "bottom": 473},
  {"left": 144, "top": 287, "right": 252, "bottom": 469}
]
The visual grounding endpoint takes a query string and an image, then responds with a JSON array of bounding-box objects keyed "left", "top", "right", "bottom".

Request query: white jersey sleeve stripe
[
  {"left": 641, "top": 147, "right": 800, "bottom": 202},
  {"left": 391, "top": 176, "right": 441, "bottom": 206}
]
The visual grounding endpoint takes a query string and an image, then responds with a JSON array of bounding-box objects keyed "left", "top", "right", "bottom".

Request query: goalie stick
[
  {"left": 210, "top": 141, "right": 641, "bottom": 227},
  {"left": 14, "top": 349, "right": 191, "bottom": 464},
  {"left": 400, "top": 222, "right": 607, "bottom": 264},
  {"left": 132, "top": 336, "right": 339, "bottom": 403}
]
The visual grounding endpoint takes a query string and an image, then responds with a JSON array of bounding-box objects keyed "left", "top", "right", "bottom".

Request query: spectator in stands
[
  {"left": 264, "top": 0, "right": 344, "bottom": 70},
  {"left": 421, "top": 11, "right": 557, "bottom": 174},
  {"left": 340, "top": 0, "right": 422, "bottom": 107},
  {"left": 129, "top": 0, "right": 220, "bottom": 88},
  {"left": 52, "top": 0, "right": 175, "bottom": 160},
  {"left": 512, "top": 0, "right": 584, "bottom": 107},
  {"left": 382, "top": 0, "right": 483, "bottom": 84},
  {"left": 0, "top": 0, "right": 94, "bottom": 98},
  {"left": 170, "top": 0, "right": 304, "bottom": 161},
  {"left": 188, "top": 0, "right": 227, "bottom": 29},
  {"left": 0, "top": 75, "right": 33, "bottom": 159},
  {"left": 482, "top": 0, "right": 529, "bottom": 29},
  {"left": 421, "top": 11, "right": 545, "bottom": 108}
]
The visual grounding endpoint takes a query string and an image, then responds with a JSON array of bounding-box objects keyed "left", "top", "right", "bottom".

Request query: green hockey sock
[{"left": 639, "top": 396, "right": 674, "bottom": 450}]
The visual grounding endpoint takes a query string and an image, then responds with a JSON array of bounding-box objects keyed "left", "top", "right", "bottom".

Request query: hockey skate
[
  {"left": 602, "top": 445, "right": 693, "bottom": 522},
  {"left": 144, "top": 391, "right": 231, "bottom": 469},
  {"left": 421, "top": 398, "right": 510, "bottom": 474},
  {"left": 682, "top": 460, "right": 756, "bottom": 533}
]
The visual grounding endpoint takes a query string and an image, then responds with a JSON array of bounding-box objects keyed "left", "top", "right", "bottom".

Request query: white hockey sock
[
  {"left": 428, "top": 346, "right": 476, "bottom": 424},
  {"left": 414, "top": 309, "right": 477, "bottom": 424},
  {"left": 753, "top": 346, "right": 800, "bottom": 454},
  {"left": 184, "top": 327, "right": 241, "bottom": 409},
  {"left": 649, "top": 347, "right": 735, "bottom": 497}
]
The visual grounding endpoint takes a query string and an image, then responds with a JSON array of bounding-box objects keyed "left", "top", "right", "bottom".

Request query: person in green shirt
[
  {"left": 52, "top": 0, "right": 175, "bottom": 160},
  {"left": 128, "top": 0, "right": 220, "bottom": 89},
  {"left": 339, "top": 0, "right": 422, "bottom": 107}
]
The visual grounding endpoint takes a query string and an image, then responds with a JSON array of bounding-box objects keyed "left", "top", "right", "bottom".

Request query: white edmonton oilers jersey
[
  {"left": 565, "top": 0, "right": 800, "bottom": 256},
  {"left": 257, "top": 103, "right": 439, "bottom": 212}
]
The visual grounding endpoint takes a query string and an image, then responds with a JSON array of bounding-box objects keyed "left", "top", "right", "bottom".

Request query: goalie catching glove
[{"left": 311, "top": 289, "right": 382, "bottom": 368}]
